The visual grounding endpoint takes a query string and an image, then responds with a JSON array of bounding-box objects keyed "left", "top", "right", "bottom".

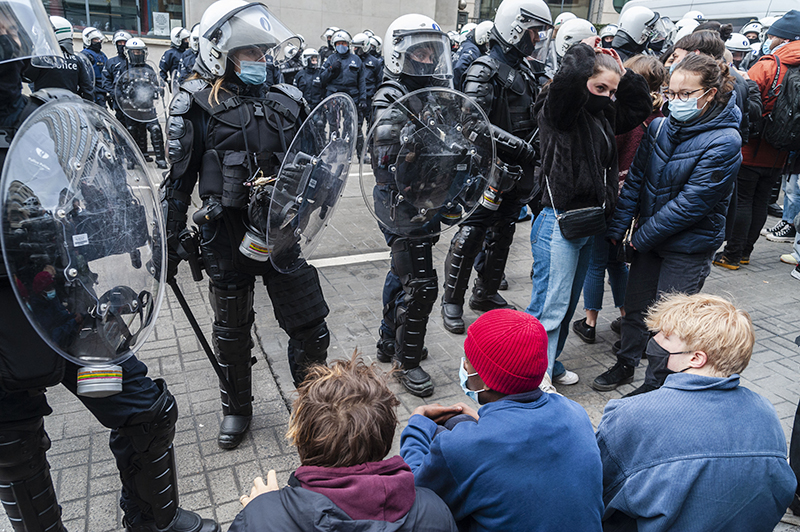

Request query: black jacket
[
  {"left": 319, "top": 51, "right": 366, "bottom": 104},
  {"left": 293, "top": 66, "right": 322, "bottom": 108},
  {"left": 536, "top": 44, "right": 652, "bottom": 213},
  {"left": 228, "top": 485, "right": 457, "bottom": 532}
]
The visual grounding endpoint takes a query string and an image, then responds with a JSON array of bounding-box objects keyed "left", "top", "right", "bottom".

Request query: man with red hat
[{"left": 399, "top": 308, "right": 603, "bottom": 532}]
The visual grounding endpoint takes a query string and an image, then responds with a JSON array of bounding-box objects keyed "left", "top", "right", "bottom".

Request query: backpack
[{"left": 761, "top": 55, "right": 800, "bottom": 151}]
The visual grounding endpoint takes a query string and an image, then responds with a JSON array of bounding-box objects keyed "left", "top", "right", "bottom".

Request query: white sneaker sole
[{"left": 553, "top": 370, "right": 579, "bottom": 386}]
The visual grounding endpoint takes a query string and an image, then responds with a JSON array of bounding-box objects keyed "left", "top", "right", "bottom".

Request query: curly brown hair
[{"left": 286, "top": 352, "right": 400, "bottom": 468}]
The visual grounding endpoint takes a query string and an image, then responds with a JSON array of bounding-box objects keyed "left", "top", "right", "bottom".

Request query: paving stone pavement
[{"left": 3, "top": 172, "right": 799, "bottom": 531}]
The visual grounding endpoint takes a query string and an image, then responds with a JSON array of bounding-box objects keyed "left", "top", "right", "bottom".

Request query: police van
[{"left": 618, "top": 0, "right": 792, "bottom": 28}]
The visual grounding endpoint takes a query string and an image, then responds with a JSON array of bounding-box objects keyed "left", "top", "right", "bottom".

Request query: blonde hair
[
  {"left": 624, "top": 55, "right": 667, "bottom": 111},
  {"left": 645, "top": 293, "right": 755, "bottom": 377}
]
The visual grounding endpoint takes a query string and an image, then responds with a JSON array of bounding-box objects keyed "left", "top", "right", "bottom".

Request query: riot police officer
[
  {"left": 611, "top": 6, "right": 661, "bottom": 61},
  {"left": 452, "top": 25, "right": 482, "bottom": 89},
  {"left": 293, "top": 47, "right": 322, "bottom": 107},
  {"left": 23, "top": 15, "right": 94, "bottom": 100},
  {"left": 318, "top": 26, "right": 339, "bottom": 63},
  {"left": 80, "top": 26, "right": 107, "bottom": 106},
  {"left": 440, "top": 0, "right": 553, "bottom": 334},
  {"left": 121, "top": 38, "right": 168, "bottom": 169},
  {"left": 160, "top": 26, "right": 190, "bottom": 90},
  {"left": 320, "top": 30, "right": 366, "bottom": 154},
  {"left": 0, "top": 2, "right": 219, "bottom": 531},
  {"left": 280, "top": 42, "right": 303, "bottom": 85},
  {"left": 352, "top": 32, "right": 379, "bottom": 157},
  {"left": 101, "top": 29, "right": 132, "bottom": 119},
  {"left": 369, "top": 14, "right": 455, "bottom": 397},
  {"left": 178, "top": 24, "right": 199, "bottom": 83},
  {"left": 163, "top": 0, "right": 330, "bottom": 450}
]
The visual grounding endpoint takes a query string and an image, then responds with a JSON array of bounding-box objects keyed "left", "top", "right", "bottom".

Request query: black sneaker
[
  {"left": 623, "top": 383, "right": 659, "bottom": 397},
  {"left": 572, "top": 318, "right": 596, "bottom": 344},
  {"left": 610, "top": 317, "right": 622, "bottom": 334},
  {"left": 395, "top": 365, "right": 434, "bottom": 397},
  {"left": 761, "top": 219, "right": 788, "bottom": 236},
  {"left": 766, "top": 222, "right": 796, "bottom": 243},
  {"left": 712, "top": 252, "right": 740, "bottom": 270},
  {"left": 591, "top": 361, "right": 635, "bottom": 391}
]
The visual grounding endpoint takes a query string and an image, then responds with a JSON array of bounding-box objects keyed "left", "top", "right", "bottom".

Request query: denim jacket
[{"left": 596, "top": 373, "right": 796, "bottom": 532}]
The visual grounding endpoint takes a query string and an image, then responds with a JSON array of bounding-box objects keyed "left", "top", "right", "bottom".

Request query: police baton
[{"left": 168, "top": 279, "right": 241, "bottom": 412}]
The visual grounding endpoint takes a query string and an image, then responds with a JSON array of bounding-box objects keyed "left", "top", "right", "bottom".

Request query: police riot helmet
[
  {"left": 555, "top": 18, "right": 597, "bottom": 58},
  {"left": 492, "top": 0, "right": 553, "bottom": 58},
  {"left": 125, "top": 37, "right": 147, "bottom": 65},
  {"left": 331, "top": 29, "right": 351, "bottom": 55},
  {"left": 683, "top": 10, "right": 704, "bottom": 22},
  {"left": 352, "top": 32, "right": 372, "bottom": 55},
  {"left": 474, "top": 20, "right": 494, "bottom": 47},
  {"left": 369, "top": 35, "right": 381, "bottom": 54},
  {"left": 617, "top": 5, "right": 660, "bottom": 45},
  {"left": 301, "top": 47, "right": 318, "bottom": 67},
  {"left": 81, "top": 26, "right": 104, "bottom": 47},
  {"left": 458, "top": 22, "right": 477, "bottom": 43},
  {"left": 189, "top": 23, "right": 200, "bottom": 52},
  {"left": 726, "top": 33, "right": 752, "bottom": 52},
  {"left": 113, "top": 30, "right": 132, "bottom": 45},
  {"left": 599, "top": 23, "right": 618, "bottom": 40},
  {"left": 553, "top": 12, "right": 576, "bottom": 29},
  {"left": 50, "top": 16, "right": 72, "bottom": 44},
  {"left": 384, "top": 13, "right": 453, "bottom": 86},
  {"left": 741, "top": 20, "right": 762, "bottom": 41},
  {"left": 198, "top": 0, "right": 299, "bottom": 77},
  {"left": 170, "top": 26, "right": 190, "bottom": 48},
  {"left": 321, "top": 26, "right": 339, "bottom": 43}
]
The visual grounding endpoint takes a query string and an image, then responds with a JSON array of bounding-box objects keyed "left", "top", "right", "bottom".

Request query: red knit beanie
[{"left": 463, "top": 309, "right": 548, "bottom": 394}]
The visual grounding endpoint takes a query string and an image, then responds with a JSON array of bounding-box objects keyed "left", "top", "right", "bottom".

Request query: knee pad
[
  {"left": 391, "top": 238, "right": 435, "bottom": 282},
  {"left": 288, "top": 321, "right": 330, "bottom": 367},
  {"left": 403, "top": 275, "right": 438, "bottom": 318},
  {"left": 450, "top": 225, "right": 486, "bottom": 256},
  {"left": 209, "top": 283, "right": 254, "bottom": 329},
  {"left": 0, "top": 418, "right": 50, "bottom": 481},
  {"left": 266, "top": 263, "right": 329, "bottom": 332},
  {"left": 485, "top": 223, "right": 515, "bottom": 250},
  {"left": 117, "top": 379, "right": 177, "bottom": 455}
]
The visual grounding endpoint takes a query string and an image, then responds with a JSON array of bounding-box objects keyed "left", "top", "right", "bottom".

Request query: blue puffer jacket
[{"left": 608, "top": 92, "right": 742, "bottom": 254}]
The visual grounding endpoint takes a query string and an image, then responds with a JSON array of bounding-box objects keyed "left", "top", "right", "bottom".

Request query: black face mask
[
  {"left": 748, "top": 36, "right": 759, "bottom": 44},
  {"left": 585, "top": 92, "right": 612, "bottom": 114},
  {"left": 116, "top": 43, "right": 126, "bottom": 56},
  {"left": 515, "top": 30, "right": 536, "bottom": 57},
  {"left": 646, "top": 337, "right": 691, "bottom": 384},
  {"left": 408, "top": 57, "right": 436, "bottom": 77},
  {"left": 178, "top": 41, "right": 188, "bottom": 52},
  {"left": 601, "top": 39, "right": 613, "bottom": 49},
  {"left": 0, "top": 34, "right": 20, "bottom": 61},
  {"left": 89, "top": 41, "right": 102, "bottom": 53}
]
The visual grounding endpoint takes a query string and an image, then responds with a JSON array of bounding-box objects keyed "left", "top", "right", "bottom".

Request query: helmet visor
[
  {"left": 0, "top": 0, "right": 63, "bottom": 67},
  {"left": 651, "top": 17, "right": 674, "bottom": 43},
  {"left": 394, "top": 31, "right": 453, "bottom": 82},
  {"left": 203, "top": 3, "right": 296, "bottom": 60}
]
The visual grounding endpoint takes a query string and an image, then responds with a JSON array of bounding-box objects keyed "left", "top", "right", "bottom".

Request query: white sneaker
[
  {"left": 553, "top": 370, "right": 579, "bottom": 385},
  {"left": 792, "top": 265, "right": 800, "bottom": 281},
  {"left": 781, "top": 254, "right": 800, "bottom": 265},
  {"left": 538, "top": 373, "right": 561, "bottom": 395}
]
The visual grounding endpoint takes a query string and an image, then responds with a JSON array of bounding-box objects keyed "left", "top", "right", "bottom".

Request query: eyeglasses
[{"left": 664, "top": 88, "right": 710, "bottom": 102}]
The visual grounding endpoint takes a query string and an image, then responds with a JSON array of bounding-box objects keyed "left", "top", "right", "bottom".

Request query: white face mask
[{"left": 459, "top": 357, "right": 485, "bottom": 403}]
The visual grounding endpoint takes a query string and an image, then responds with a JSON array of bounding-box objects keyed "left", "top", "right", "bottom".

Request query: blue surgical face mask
[
  {"left": 236, "top": 60, "right": 267, "bottom": 86},
  {"left": 668, "top": 89, "right": 710, "bottom": 122},
  {"left": 669, "top": 62, "right": 677, "bottom": 74},
  {"left": 762, "top": 39, "right": 773, "bottom": 55},
  {"left": 335, "top": 44, "right": 349, "bottom": 55},
  {"left": 459, "top": 357, "right": 485, "bottom": 403},
  {"left": 44, "top": 289, "right": 56, "bottom": 300}
]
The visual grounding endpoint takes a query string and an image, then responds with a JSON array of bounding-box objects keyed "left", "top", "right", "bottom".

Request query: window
[{"left": 44, "top": 0, "right": 184, "bottom": 38}]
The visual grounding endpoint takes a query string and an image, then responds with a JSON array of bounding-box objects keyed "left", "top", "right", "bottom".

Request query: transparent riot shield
[
  {"left": 114, "top": 66, "right": 166, "bottom": 123},
  {"left": 360, "top": 87, "right": 495, "bottom": 238},
  {"left": 0, "top": 99, "right": 165, "bottom": 367},
  {"left": 251, "top": 93, "right": 356, "bottom": 273}
]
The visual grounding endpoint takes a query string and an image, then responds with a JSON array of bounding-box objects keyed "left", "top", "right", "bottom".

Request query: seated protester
[
  {"left": 400, "top": 309, "right": 603, "bottom": 532},
  {"left": 229, "top": 355, "right": 457, "bottom": 532},
  {"left": 597, "top": 293, "right": 796, "bottom": 532}
]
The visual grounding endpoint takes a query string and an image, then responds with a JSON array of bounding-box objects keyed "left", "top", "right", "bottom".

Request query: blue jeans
[
  {"left": 526, "top": 208, "right": 594, "bottom": 377},
  {"left": 582, "top": 234, "right": 628, "bottom": 312},
  {"left": 783, "top": 173, "right": 800, "bottom": 224}
]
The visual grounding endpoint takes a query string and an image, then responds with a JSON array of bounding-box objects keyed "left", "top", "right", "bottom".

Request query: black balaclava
[
  {"left": 179, "top": 39, "right": 188, "bottom": 52},
  {"left": 116, "top": 42, "right": 126, "bottom": 56},
  {"left": 89, "top": 40, "right": 102, "bottom": 53}
]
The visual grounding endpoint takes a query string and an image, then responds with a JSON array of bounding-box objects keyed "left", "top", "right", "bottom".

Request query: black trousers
[{"left": 723, "top": 165, "right": 781, "bottom": 261}]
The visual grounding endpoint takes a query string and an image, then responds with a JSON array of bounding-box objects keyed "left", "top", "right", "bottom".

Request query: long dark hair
[{"left": 672, "top": 53, "right": 734, "bottom": 106}]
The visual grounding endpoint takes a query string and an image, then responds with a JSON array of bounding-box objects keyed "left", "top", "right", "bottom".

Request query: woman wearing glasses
[{"left": 592, "top": 53, "right": 742, "bottom": 396}]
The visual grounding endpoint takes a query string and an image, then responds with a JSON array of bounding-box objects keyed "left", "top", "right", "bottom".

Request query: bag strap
[{"left": 767, "top": 54, "right": 782, "bottom": 100}]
